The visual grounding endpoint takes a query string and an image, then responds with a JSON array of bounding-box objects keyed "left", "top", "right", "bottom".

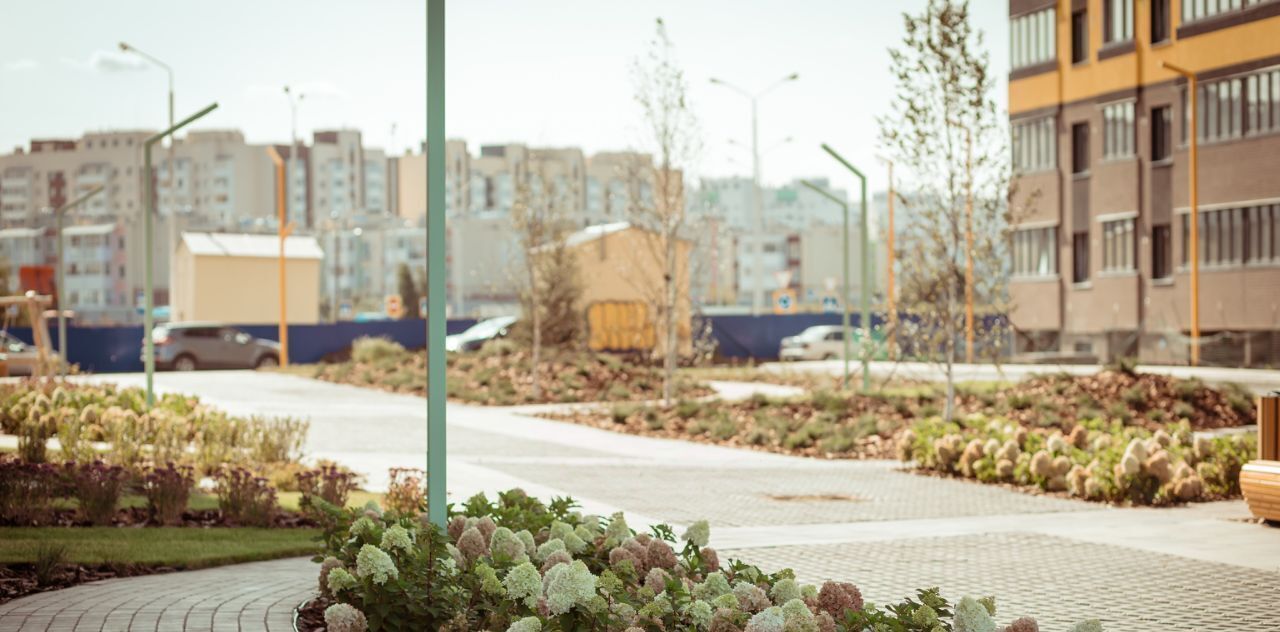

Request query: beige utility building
[
  {"left": 564, "top": 222, "right": 692, "bottom": 353},
  {"left": 170, "top": 232, "right": 322, "bottom": 324}
]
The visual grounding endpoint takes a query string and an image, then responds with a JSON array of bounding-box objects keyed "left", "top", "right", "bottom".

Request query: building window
[
  {"left": 1012, "top": 226, "right": 1058, "bottom": 277},
  {"left": 1071, "top": 122, "right": 1090, "bottom": 174},
  {"left": 1104, "top": 0, "right": 1133, "bottom": 43},
  {"left": 1151, "top": 0, "right": 1170, "bottom": 43},
  {"left": 1183, "top": 0, "right": 1267, "bottom": 22},
  {"left": 1184, "top": 68, "right": 1280, "bottom": 144},
  {"left": 1153, "top": 224, "right": 1172, "bottom": 279},
  {"left": 1101, "top": 217, "right": 1136, "bottom": 272},
  {"left": 1012, "top": 116, "right": 1056, "bottom": 173},
  {"left": 1072, "top": 232, "right": 1090, "bottom": 283},
  {"left": 1180, "top": 204, "right": 1280, "bottom": 267},
  {"left": 1151, "top": 106, "right": 1172, "bottom": 162},
  {"left": 1102, "top": 101, "right": 1136, "bottom": 158},
  {"left": 1071, "top": 10, "right": 1089, "bottom": 64},
  {"left": 1011, "top": 8, "right": 1056, "bottom": 69}
]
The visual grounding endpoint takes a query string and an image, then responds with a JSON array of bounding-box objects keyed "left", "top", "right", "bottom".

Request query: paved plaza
[{"left": 3, "top": 371, "right": 1278, "bottom": 630}]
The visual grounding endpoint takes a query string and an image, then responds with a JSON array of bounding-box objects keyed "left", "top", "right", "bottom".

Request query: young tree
[
  {"left": 511, "top": 165, "right": 582, "bottom": 399},
  {"left": 878, "top": 0, "right": 1014, "bottom": 421},
  {"left": 397, "top": 263, "right": 421, "bottom": 320},
  {"left": 629, "top": 17, "right": 700, "bottom": 406}
]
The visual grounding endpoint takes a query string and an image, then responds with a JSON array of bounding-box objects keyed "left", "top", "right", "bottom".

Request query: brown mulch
[
  {"left": 0, "top": 563, "right": 173, "bottom": 604},
  {"left": 314, "top": 348, "right": 713, "bottom": 406},
  {"left": 542, "top": 369, "right": 1255, "bottom": 462},
  {"left": 296, "top": 596, "right": 332, "bottom": 631}
]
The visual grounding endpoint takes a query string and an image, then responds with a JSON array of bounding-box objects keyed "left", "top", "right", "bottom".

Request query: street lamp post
[
  {"left": 1162, "top": 61, "right": 1200, "bottom": 366},
  {"left": 425, "top": 0, "right": 447, "bottom": 528},
  {"left": 799, "top": 179, "right": 850, "bottom": 392},
  {"left": 820, "top": 144, "right": 871, "bottom": 394},
  {"left": 143, "top": 103, "right": 219, "bottom": 407},
  {"left": 267, "top": 147, "right": 291, "bottom": 367},
  {"left": 51, "top": 185, "right": 105, "bottom": 376},
  {"left": 283, "top": 86, "right": 305, "bottom": 229},
  {"left": 709, "top": 73, "right": 798, "bottom": 315},
  {"left": 119, "top": 42, "right": 177, "bottom": 286},
  {"left": 880, "top": 158, "right": 897, "bottom": 359}
]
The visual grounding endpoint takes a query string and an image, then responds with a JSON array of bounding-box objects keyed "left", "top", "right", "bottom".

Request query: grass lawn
[{"left": 0, "top": 527, "right": 321, "bottom": 568}]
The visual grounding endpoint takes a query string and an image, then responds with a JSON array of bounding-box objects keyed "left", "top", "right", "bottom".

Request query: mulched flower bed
[
  {"left": 0, "top": 562, "right": 171, "bottom": 604},
  {"left": 541, "top": 369, "right": 1256, "bottom": 462},
  {"left": 295, "top": 597, "right": 332, "bottom": 632},
  {"left": 2, "top": 507, "right": 318, "bottom": 529}
]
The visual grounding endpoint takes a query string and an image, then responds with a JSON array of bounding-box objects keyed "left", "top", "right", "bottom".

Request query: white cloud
[
  {"left": 3, "top": 59, "right": 39, "bottom": 72},
  {"left": 62, "top": 50, "right": 147, "bottom": 72}
]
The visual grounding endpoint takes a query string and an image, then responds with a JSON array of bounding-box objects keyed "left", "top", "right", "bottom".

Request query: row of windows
[
  {"left": 1183, "top": 67, "right": 1280, "bottom": 143},
  {"left": 1011, "top": 117, "right": 1056, "bottom": 173},
  {"left": 1011, "top": 226, "right": 1057, "bottom": 277},
  {"left": 1010, "top": 8, "right": 1055, "bottom": 70},
  {"left": 1101, "top": 101, "right": 1136, "bottom": 159},
  {"left": 1104, "top": 0, "right": 1134, "bottom": 44},
  {"left": 1183, "top": 0, "right": 1272, "bottom": 22},
  {"left": 1180, "top": 204, "right": 1280, "bottom": 267}
]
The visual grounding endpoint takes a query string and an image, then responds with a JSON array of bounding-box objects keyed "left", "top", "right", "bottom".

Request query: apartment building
[
  {"left": 1008, "top": 0, "right": 1280, "bottom": 366},
  {"left": 61, "top": 223, "right": 131, "bottom": 324}
]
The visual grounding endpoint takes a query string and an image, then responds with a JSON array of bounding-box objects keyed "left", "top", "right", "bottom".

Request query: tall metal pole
[
  {"left": 267, "top": 147, "right": 290, "bottom": 367},
  {"left": 750, "top": 98, "right": 764, "bottom": 315},
  {"left": 1163, "top": 62, "right": 1199, "bottom": 366},
  {"left": 821, "top": 144, "right": 870, "bottom": 393},
  {"left": 52, "top": 186, "right": 104, "bottom": 376},
  {"left": 143, "top": 103, "right": 219, "bottom": 407},
  {"left": 800, "top": 179, "right": 849, "bottom": 391},
  {"left": 964, "top": 127, "right": 974, "bottom": 364},
  {"left": 426, "top": 0, "right": 448, "bottom": 528},
  {"left": 120, "top": 44, "right": 177, "bottom": 308},
  {"left": 885, "top": 160, "right": 897, "bottom": 359}
]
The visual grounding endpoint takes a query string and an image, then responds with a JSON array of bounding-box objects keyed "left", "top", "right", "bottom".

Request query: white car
[
  {"left": 778, "top": 325, "right": 846, "bottom": 361},
  {"left": 444, "top": 316, "right": 516, "bottom": 353}
]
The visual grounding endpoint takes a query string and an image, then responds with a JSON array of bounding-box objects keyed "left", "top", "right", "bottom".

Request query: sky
[{"left": 0, "top": 0, "right": 1008, "bottom": 190}]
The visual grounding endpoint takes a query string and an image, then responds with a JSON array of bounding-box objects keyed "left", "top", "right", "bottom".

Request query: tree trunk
[
  {"left": 529, "top": 259, "right": 541, "bottom": 400},
  {"left": 663, "top": 225, "right": 677, "bottom": 406}
]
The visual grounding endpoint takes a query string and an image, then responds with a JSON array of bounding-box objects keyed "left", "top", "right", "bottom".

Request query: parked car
[
  {"left": 145, "top": 323, "right": 280, "bottom": 371},
  {"left": 779, "top": 325, "right": 848, "bottom": 361},
  {"left": 0, "top": 331, "right": 43, "bottom": 376},
  {"left": 445, "top": 316, "right": 516, "bottom": 353}
]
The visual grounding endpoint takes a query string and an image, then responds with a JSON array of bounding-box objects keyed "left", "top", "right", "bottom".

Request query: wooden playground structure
[
  {"left": 0, "top": 293, "right": 57, "bottom": 378},
  {"left": 1242, "top": 394, "right": 1280, "bottom": 522}
]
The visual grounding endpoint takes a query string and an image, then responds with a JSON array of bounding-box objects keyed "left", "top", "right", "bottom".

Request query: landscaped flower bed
[
  {"left": 303, "top": 489, "right": 1104, "bottom": 631},
  {"left": 542, "top": 370, "right": 1257, "bottom": 462},
  {"left": 898, "top": 415, "right": 1256, "bottom": 505},
  {"left": 312, "top": 337, "right": 712, "bottom": 405}
]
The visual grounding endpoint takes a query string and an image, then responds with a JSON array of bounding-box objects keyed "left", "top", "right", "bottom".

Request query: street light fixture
[
  {"left": 283, "top": 86, "right": 306, "bottom": 228},
  {"left": 119, "top": 42, "right": 177, "bottom": 239},
  {"left": 799, "top": 179, "right": 851, "bottom": 392},
  {"left": 820, "top": 143, "right": 871, "bottom": 394},
  {"left": 709, "top": 72, "right": 799, "bottom": 315},
  {"left": 1162, "top": 60, "right": 1201, "bottom": 366},
  {"left": 50, "top": 185, "right": 105, "bottom": 376},
  {"left": 143, "top": 103, "right": 219, "bottom": 407}
]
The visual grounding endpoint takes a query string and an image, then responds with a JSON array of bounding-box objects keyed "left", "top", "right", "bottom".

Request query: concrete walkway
[
  {"left": 763, "top": 359, "right": 1280, "bottom": 394},
  {"left": 3, "top": 371, "right": 1278, "bottom": 631}
]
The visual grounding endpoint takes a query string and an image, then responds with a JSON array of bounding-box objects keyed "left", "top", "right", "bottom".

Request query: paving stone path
[{"left": 3, "top": 372, "right": 1278, "bottom": 631}]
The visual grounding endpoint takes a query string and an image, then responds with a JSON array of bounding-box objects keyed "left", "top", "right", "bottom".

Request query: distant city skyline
[{"left": 0, "top": 0, "right": 1008, "bottom": 190}]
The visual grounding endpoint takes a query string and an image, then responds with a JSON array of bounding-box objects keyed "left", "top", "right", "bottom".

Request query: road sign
[
  {"left": 772, "top": 289, "right": 797, "bottom": 314},
  {"left": 386, "top": 294, "right": 405, "bottom": 319},
  {"left": 822, "top": 295, "right": 840, "bottom": 313}
]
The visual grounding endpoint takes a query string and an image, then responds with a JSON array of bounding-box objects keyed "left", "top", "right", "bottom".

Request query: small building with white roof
[{"left": 171, "top": 232, "right": 323, "bottom": 324}]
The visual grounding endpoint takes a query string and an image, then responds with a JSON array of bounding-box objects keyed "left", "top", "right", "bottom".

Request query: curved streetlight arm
[
  {"left": 708, "top": 77, "right": 752, "bottom": 99},
  {"left": 799, "top": 179, "right": 847, "bottom": 210}
]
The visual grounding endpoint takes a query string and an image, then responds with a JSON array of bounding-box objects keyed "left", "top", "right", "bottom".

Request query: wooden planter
[{"left": 1241, "top": 395, "right": 1280, "bottom": 521}]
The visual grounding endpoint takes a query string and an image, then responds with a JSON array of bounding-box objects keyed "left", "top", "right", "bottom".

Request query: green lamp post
[{"left": 820, "top": 144, "right": 870, "bottom": 394}]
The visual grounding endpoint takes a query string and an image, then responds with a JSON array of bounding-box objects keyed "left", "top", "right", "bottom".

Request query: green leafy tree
[
  {"left": 397, "top": 263, "right": 421, "bottom": 320},
  {"left": 878, "top": 0, "right": 1015, "bottom": 422}
]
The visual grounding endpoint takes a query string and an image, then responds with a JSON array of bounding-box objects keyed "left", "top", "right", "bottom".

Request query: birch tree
[{"left": 878, "top": 0, "right": 1014, "bottom": 421}]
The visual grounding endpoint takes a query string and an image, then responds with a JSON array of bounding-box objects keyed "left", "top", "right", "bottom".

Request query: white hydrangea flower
[
  {"left": 542, "top": 560, "right": 598, "bottom": 616},
  {"left": 506, "top": 617, "right": 542, "bottom": 632},
  {"left": 745, "top": 606, "right": 786, "bottom": 632},
  {"left": 682, "top": 520, "right": 710, "bottom": 548},
  {"left": 349, "top": 516, "right": 378, "bottom": 541},
  {"left": 326, "top": 567, "right": 358, "bottom": 594},
  {"left": 770, "top": 578, "right": 800, "bottom": 605},
  {"left": 954, "top": 596, "right": 996, "bottom": 632},
  {"left": 604, "top": 511, "right": 630, "bottom": 542},
  {"left": 355, "top": 543, "right": 399, "bottom": 585},
  {"left": 323, "top": 603, "right": 368, "bottom": 632},
  {"left": 694, "top": 571, "right": 731, "bottom": 600},
  {"left": 504, "top": 561, "right": 543, "bottom": 608},
  {"left": 379, "top": 524, "right": 415, "bottom": 555},
  {"left": 683, "top": 599, "right": 714, "bottom": 628},
  {"left": 536, "top": 538, "right": 566, "bottom": 562}
]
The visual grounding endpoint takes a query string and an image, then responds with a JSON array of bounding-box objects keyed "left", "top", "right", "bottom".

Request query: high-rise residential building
[{"left": 1007, "top": 0, "right": 1280, "bottom": 366}]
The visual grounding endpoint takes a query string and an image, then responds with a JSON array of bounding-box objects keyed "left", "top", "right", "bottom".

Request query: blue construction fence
[{"left": 4, "top": 313, "right": 1005, "bottom": 373}]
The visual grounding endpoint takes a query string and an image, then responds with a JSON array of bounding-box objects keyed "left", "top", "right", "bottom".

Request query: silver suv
[{"left": 145, "top": 323, "right": 281, "bottom": 371}]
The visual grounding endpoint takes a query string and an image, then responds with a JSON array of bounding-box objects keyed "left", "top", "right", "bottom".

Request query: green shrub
[
  {"left": 674, "top": 399, "right": 702, "bottom": 419},
  {"left": 351, "top": 336, "right": 407, "bottom": 364}
]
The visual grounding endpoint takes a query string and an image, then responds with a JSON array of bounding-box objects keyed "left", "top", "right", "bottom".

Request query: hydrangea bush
[
  {"left": 899, "top": 414, "right": 1255, "bottom": 505},
  {"left": 310, "top": 488, "right": 1100, "bottom": 631}
]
